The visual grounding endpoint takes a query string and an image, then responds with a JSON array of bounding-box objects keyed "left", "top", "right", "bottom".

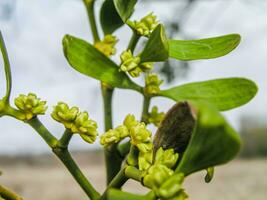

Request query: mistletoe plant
[{"left": 0, "top": 0, "right": 258, "bottom": 200}]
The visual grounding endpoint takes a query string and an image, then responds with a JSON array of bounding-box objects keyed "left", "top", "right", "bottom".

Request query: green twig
[
  {"left": 106, "top": 189, "right": 156, "bottom": 200},
  {"left": 27, "top": 118, "right": 100, "bottom": 200},
  {"left": 141, "top": 95, "right": 151, "bottom": 123},
  {"left": 127, "top": 31, "right": 140, "bottom": 52},
  {"left": 0, "top": 31, "right": 12, "bottom": 103},
  {"left": 0, "top": 184, "right": 23, "bottom": 200},
  {"left": 83, "top": 0, "right": 100, "bottom": 43}
]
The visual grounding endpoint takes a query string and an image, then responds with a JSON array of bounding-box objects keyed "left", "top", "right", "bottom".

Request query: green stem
[
  {"left": 27, "top": 118, "right": 100, "bottom": 200},
  {"left": 117, "top": 140, "right": 131, "bottom": 157},
  {"left": 106, "top": 189, "right": 156, "bottom": 200},
  {"left": 141, "top": 95, "right": 151, "bottom": 123},
  {"left": 101, "top": 84, "right": 123, "bottom": 185},
  {"left": 0, "top": 31, "right": 12, "bottom": 104},
  {"left": 0, "top": 184, "right": 22, "bottom": 200},
  {"left": 101, "top": 167, "right": 129, "bottom": 200},
  {"left": 83, "top": 0, "right": 100, "bottom": 42},
  {"left": 127, "top": 31, "right": 140, "bottom": 52},
  {"left": 58, "top": 129, "right": 73, "bottom": 148},
  {"left": 124, "top": 166, "right": 143, "bottom": 182},
  {"left": 53, "top": 148, "right": 100, "bottom": 200}
]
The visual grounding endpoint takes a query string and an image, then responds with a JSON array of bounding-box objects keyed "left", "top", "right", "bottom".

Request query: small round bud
[
  {"left": 123, "top": 114, "right": 139, "bottom": 130},
  {"left": 94, "top": 35, "right": 118, "bottom": 57},
  {"left": 147, "top": 106, "right": 165, "bottom": 127},
  {"left": 155, "top": 147, "right": 179, "bottom": 169},
  {"left": 129, "top": 12, "right": 159, "bottom": 37},
  {"left": 51, "top": 102, "right": 79, "bottom": 129},
  {"left": 71, "top": 111, "right": 98, "bottom": 144},
  {"left": 14, "top": 93, "right": 47, "bottom": 120},
  {"left": 130, "top": 122, "right": 152, "bottom": 150},
  {"left": 100, "top": 129, "right": 120, "bottom": 147},
  {"left": 144, "top": 73, "right": 163, "bottom": 96},
  {"left": 115, "top": 125, "right": 129, "bottom": 139},
  {"left": 138, "top": 151, "right": 153, "bottom": 171},
  {"left": 143, "top": 164, "right": 174, "bottom": 190}
]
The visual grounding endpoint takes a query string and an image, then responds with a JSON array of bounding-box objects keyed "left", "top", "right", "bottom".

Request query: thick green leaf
[
  {"left": 113, "top": 0, "right": 137, "bottom": 22},
  {"left": 175, "top": 101, "right": 241, "bottom": 175},
  {"left": 153, "top": 102, "right": 196, "bottom": 155},
  {"left": 100, "top": 0, "right": 124, "bottom": 34},
  {"left": 159, "top": 78, "right": 258, "bottom": 111},
  {"left": 63, "top": 35, "right": 142, "bottom": 92},
  {"left": 169, "top": 34, "right": 241, "bottom": 61},
  {"left": 140, "top": 24, "right": 169, "bottom": 62}
]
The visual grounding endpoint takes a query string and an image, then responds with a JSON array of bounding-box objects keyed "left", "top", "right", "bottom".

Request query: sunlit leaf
[
  {"left": 169, "top": 34, "right": 241, "bottom": 61},
  {"left": 100, "top": 0, "right": 124, "bottom": 34},
  {"left": 140, "top": 24, "right": 169, "bottom": 62},
  {"left": 175, "top": 101, "right": 241, "bottom": 176},
  {"left": 63, "top": 35, "right": 142, "bottom": 92},
  {"left": 159, "top": 78, "right": 258, "bottom": 111},
  {"left": 113, "top": 0, "right": 137, "bottom": 22}
]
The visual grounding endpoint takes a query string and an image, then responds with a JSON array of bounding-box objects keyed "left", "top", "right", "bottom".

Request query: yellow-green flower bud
[
  {"left": 159, "top": 173, "right": 184, "bottom": 199},
  {"left": 143, "top": 164, "right": 174, "bottom": 191},
  {"left": 100, "top": 129, "right": 120, "bottom": 147},
  {"left": 115, "top": 125, "right": 129, "bottom": 138},
  {"left": 138, "top": 151, "right": 153, "bottom": 171},
  {"left": 14, "top": 93, "right": 47, "bottom": 120},
  {"left": 130, "top": 122, "right": 152, "bottom": 150},
  {"left": 155, "top": 147, "right": 179, "bottom": 169},
  {"left": 123, "top": 114, "right": 139, "bottom": 130},
  {"left": 71, "top": 111, "right": 98, "bottom": 143},
  {"left": 148, "top": 106, "right": 165, "bottom": 127},
  {"left": 120, "top": 51, "right": 154, "bottom": 78},
  {"left": 144, "top": 73, "right": 163, "bottom": 96},
  {"left": 51, "top": 102, "right": 79, "bottom": 129},
  {"left": 129, "top": 13, "right": 159, "bottom": 37},
  {"left": 94, "top": 35, "right": 118, "bottom": 57}
]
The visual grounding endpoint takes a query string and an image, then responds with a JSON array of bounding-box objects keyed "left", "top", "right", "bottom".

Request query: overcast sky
[{"left": 0, "top": 0, "right": 266, "bottom": 154}]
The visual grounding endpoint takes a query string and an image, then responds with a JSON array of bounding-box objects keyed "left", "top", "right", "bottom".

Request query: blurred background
[{"left": 0, "top": 0, "right": 267, "bottom": 199}]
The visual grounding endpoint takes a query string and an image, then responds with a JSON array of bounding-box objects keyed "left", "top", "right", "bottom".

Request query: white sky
[{"left": 0, "top": 0, "right": 266, "bottom": 154}]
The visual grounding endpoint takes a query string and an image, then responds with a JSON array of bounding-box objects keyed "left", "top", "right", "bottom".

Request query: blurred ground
[{"left": 0, "top": 151, "right": 267, "bottom": 200}]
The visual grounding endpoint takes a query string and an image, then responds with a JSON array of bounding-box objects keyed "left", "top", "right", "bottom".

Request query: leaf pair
[{"left": 154, "top": 101, "right": 241, "bottom": 176}]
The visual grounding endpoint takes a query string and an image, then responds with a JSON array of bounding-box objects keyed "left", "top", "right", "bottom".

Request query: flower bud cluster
[
  {"left": 144, "top": 73, "right": 163, "bottom": 96},
  {"left": 14, "top": 93, "right": 47, "bottom": 120},
  {"left": 147, "top": 106, "right": 165, "bottom": 127},
  {"left": 51, "top": 102, "right": 98, "bottom": 144},
  {"left": 128, "top": 13, "right": 159, "bottom": 37},
  {"left": 143, "top": 148, "right": 185, "bottom": 199},
  {"left": 100, "top": 125, "right": 129, "bottom": 147},
  {"left": 94, "top": 35, "right": 118, "bottom": 57},
  {"left": 120, "top": 50, "right": 153, "bottom": 78}
]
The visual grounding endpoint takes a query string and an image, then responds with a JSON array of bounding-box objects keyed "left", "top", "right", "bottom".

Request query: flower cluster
[
  {"left": 144, "top": 73, "right": 163, "bottom": 96},
  {"left": 94, "top": 35, "right": 118, "bottom": 57},
  {"left": 100, "top": 125, "right": 129, "bottom": 147},
  {"left": 14, "top": 93, "right": 47, "bottom": 120},
  {"left": 147, "top": 106, "right": 165, "bottom": 127},
  {"left": 51, "top": 102, "right": 98, "bottom": 144},
  {"left": 128, "top": 13, "right": 159, "bottom": 37},
  {"left": 143, "top": 148, "right": 186, "bottom": 199},
  {"left": 120, "top": 50, "right": 153, "bottom": 77}
]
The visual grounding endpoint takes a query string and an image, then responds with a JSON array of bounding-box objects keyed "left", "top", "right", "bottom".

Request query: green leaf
[
  {"left": 153, "top": 102, "right": 196, "bottom": 155},
  {"left": 140, "top": 24, "right": 169, "bottom": 62},
  {"left": 175, "top": 101, "right": 241, "bottom": 176},
  {"left": 159, "top": 78, "right": 258, "bottom": 111},
  {"left": 113, "top": 0, "right": 137, "bottom": 22},
  {"left": 0, "top": 31, "right": 12, "bottom": 103},
  {"left": 62, "top": 34, "right": 142, "bottom": 92},
  {"left": 100, "top": 0, "right": 124, "bottom": 34},
  {"left": 169, "top": 34, "right": 241, "bottom": 61}
]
